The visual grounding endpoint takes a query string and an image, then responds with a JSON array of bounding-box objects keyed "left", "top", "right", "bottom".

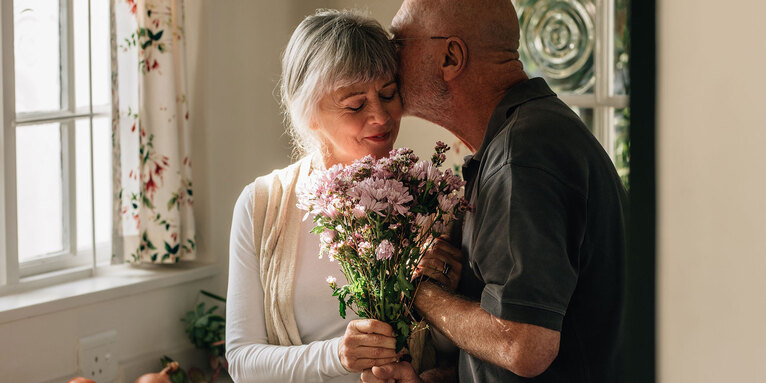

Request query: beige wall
[{"left": 657, "top": 0, "right": 766, "bottom": 381}]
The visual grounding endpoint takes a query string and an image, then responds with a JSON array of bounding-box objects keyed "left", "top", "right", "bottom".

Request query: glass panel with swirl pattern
[{"left": 515, "top": 0, "right": 596, "bottom": 94}]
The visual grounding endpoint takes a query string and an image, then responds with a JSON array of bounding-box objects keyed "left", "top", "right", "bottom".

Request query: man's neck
[{"left": 436, "top": 73, "right": 528, "bottom": 153}]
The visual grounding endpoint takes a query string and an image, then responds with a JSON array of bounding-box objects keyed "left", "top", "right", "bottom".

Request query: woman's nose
[{"left": 367, "top": 99, "right": 390, "bottom": 125}]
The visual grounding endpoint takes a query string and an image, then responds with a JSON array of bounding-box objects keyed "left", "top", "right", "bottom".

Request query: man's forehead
[{"left": 391, "top": 0, "right": 422, "bottom": 34}]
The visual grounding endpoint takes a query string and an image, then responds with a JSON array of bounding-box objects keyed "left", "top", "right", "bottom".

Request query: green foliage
[{"left": 181, "top": 291, "right": 226, "bottom": 357}]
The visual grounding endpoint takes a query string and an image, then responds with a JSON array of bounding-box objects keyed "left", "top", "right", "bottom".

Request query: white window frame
[
  {"left": 1, "top": 0, "right": 109, "bottom": 291},
  {"left": 557, "top": 0, "right": 629, "bottom": 161}
]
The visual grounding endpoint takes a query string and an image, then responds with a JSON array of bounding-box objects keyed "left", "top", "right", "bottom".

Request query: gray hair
[{"left": 280, "top": 9, "right": 397, "bottom": 158}]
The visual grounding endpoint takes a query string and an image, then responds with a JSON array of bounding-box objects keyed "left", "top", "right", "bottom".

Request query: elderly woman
[{"left": 226, "top": 10, "right": 459, "bottom": 383}]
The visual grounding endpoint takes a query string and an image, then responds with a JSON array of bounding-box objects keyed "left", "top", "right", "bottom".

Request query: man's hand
[
  {"left": 338, "top": 319, "right": 399, "bottom": 372},
  {"left": 361, "top": 361, "right": 422, "bottom": 383},
  {"left": 414, "top": 236, "right": 463, "bottom": 292}
]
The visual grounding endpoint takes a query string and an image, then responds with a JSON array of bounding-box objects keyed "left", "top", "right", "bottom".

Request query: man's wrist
[{"left": 413, "top": 278, "right": 447, "bottom": 322}]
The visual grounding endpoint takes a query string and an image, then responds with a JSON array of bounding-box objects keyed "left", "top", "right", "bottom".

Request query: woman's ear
[{"left": 441, "top": 37, "right": 468, "bottom": 82}]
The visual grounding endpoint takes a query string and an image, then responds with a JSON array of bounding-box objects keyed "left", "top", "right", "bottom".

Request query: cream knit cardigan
[{"left": 250, "top": 156, "right": 432, "bottom": 371}]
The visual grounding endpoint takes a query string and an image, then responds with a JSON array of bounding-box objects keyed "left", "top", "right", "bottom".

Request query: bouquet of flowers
[{"left": 297, "top": 142, "right": 470, "bottom": 351}]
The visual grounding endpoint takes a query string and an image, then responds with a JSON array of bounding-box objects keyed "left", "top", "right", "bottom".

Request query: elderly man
[{"left": 363, "top": 0, "right": 627, "bottom": 382}]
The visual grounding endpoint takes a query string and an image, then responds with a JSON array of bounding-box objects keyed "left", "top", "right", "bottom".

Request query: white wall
[
  {"left": 186, "top": 0, "right": 294, "bottom": 296},
  {"left": 657, "top": 0, "right": 766, "bottom": 381}
]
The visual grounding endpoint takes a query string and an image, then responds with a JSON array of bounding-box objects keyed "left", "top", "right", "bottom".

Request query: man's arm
[{"left": 415, "top": 280, "right": 560, "bottom": 378}]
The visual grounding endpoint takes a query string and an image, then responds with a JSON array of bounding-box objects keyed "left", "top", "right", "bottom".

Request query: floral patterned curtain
[{"left": 111, "top": 0, "right": 195, "bottom": 264}]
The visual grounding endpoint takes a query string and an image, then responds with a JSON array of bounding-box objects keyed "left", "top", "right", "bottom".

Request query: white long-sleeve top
[{"left": 226, "top": 182, "right": 360, "bottom": 383}]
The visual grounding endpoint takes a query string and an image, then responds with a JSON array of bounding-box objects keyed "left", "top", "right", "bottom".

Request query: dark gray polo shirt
[{"left": 457, "top": 78, "right": 627, "bottom": 382}]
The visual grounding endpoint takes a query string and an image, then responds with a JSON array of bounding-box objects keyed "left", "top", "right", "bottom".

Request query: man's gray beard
[{"left": 402, "top": 78, "right": 451, "bottom": 124}]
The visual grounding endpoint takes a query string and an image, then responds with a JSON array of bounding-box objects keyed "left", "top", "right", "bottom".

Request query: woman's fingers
[
  {"left": 339, "top": 320, "right": 398, "bottom": 372},
  {"left": 343, "top": 341, "right": 397, "bottom": 359},
  {"left": 350, "top": 319, "right": 394, "bottom": 337}
]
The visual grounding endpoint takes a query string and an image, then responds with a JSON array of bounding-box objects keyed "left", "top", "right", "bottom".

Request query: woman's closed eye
[
  {"left": 346, "top": 103, "right": 364, "bottom": 112},
  {"left": 342, "top": 96, "right": 365, "bottom": 112},
  {"left": 380, "top": 88, "right": 398, "bottom": 101}
]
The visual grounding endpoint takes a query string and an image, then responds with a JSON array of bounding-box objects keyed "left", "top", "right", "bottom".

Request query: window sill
[{"left": 0, "top": 261, "right": 220, "bottom": 324}]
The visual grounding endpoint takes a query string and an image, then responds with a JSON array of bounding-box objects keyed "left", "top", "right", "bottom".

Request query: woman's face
[{"left": 313, "top": 77, "right": 402, "bottom": 166}]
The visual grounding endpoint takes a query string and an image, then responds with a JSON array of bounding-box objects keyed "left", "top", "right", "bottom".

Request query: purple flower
[
  {"left": 415, "top": 213, "right": 431, "bottom": 228},
  {"left": 408, "top": 161, "right": 439, "bottom": 182},
  {"left": 349, "top": 178, "right": 413, "bottom": 216},
  {"left": 438, "top": 193, "right": 459, "bottom": 212},
  {"left": 352, "top": 205, "right": 367, "bottom": 219},
  {"left": 375, "top": 240, "right": 394, "bottom": 260}
]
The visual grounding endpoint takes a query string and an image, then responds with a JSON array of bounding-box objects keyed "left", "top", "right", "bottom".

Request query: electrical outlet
[{"left": 78, "top": 330, "right": 118, "bottom": 383}]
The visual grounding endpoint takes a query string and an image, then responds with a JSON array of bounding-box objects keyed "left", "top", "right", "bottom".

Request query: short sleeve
[{"left": 469, "top": 163, "right": 586, "bottom": 331}]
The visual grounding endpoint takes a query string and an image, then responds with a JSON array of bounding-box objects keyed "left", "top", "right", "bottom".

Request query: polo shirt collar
[{"left": 467, "top": 77, "right": 557, "bottom": 164}]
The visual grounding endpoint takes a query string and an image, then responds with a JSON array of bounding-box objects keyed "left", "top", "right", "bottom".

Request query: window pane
[
  {"left": 14, "top": 0, "right": 62, "bottom": 113},
  {"left": 615, "top": 108, "right": 630, "bottom": 189},
  {"left": 74, "top": 0, "right": 91, "bottom": 109},
  {"left": 515, "top": 0, "right": 595, "bottom": 94},
  {"left": 16, "top": 123, "right": 64, "bottom": 261},
  {"left": 91, "top": 0, "right": 111, "bottom": 107},
  {"left": 76, "top": 118, "right": 112, "bottom": 258},
  {"left": 615, "top": 0, "right": 630, "bottom": 94},
  {"left": 572, "top": 107, "right": 594, "bottom": 131}
]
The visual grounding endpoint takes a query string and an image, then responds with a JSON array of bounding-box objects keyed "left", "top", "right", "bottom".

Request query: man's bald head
[
  {"left": 391, "top": 0, "right": 528, "bottom": 135},
  {"left": 394, "top": 0, "right": 521, "bottom": 53}
]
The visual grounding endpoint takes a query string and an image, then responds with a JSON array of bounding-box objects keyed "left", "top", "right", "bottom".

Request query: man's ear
[{"left": 441, "top": 37, "right": 468, "bottom": 82}]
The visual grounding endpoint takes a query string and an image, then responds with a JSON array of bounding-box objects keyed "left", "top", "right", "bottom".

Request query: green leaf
[
  {"left": 195, "top": 316, "right": 209, "bottom": 327},
  {"left": 169, "top": 368, "right": 187, "bottom": 383},
  {"left": 311, "top": 226, "right": 326, "bottom": 234},
  {"left": 165, "top": 242, "right": 180, "bottom": 254},
  {"left": 151, "top": 29, "right": 164, "bottom": 41},
  {"left": 397, "top": 268, "right": 414, "bottom": 293},
  {"left": 338, "top": 297, "right": 347, "bottom": 319},
  {"left": 167, "top": 194, "right": 178, "bottom": 210}
]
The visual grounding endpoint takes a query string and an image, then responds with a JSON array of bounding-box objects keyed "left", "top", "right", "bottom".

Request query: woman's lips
[{"left": 364, "top": 131, "right": 391, "bottom": 143}]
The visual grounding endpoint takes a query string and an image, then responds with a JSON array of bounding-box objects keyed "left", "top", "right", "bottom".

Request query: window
[
  {"left": 514, "top": 0, "right": 630, "bottom": 188},
  {"left": 1, "top": 0, "right": 112, "bottom": 287}
]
